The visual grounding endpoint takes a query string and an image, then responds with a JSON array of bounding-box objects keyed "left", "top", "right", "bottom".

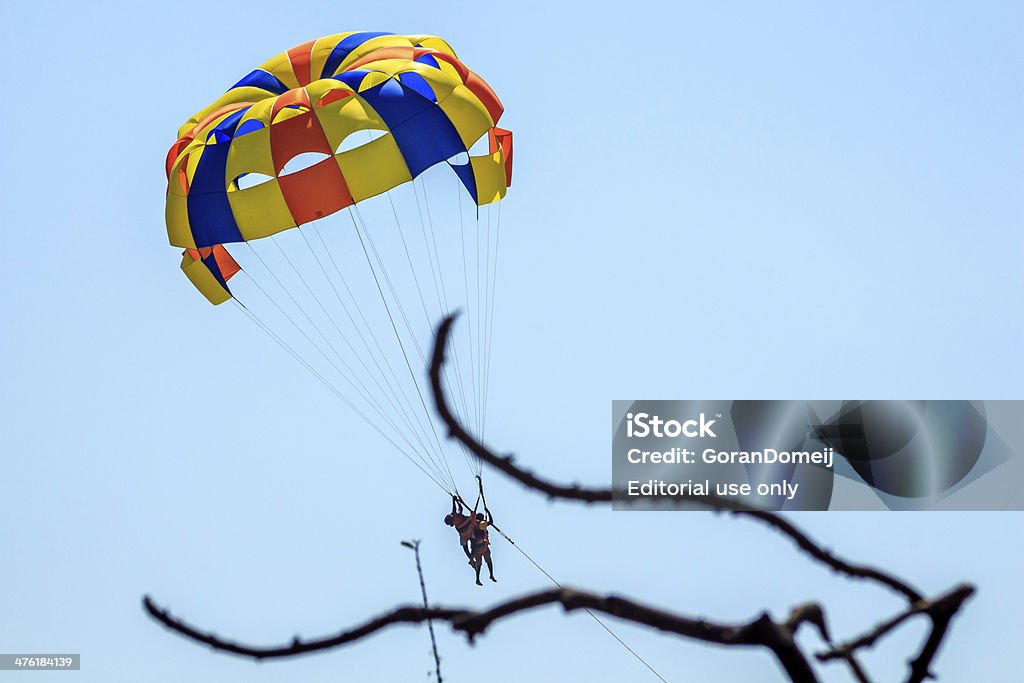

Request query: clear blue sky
[{"left": 1, "top": 2, "right": 1022, "bottom": 682}]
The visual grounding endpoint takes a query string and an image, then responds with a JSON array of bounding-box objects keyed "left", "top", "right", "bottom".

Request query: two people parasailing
[{"left": 445, "top": 494, "right": 497, "bottom": 586}]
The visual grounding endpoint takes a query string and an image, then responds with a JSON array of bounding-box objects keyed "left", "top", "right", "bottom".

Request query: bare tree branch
[
  {"left": 905, "top": 584, "right": 975, "bottom": 683},
  {"left": 430, "top": 314, "right": 924, "bottom": 603},
  {"left": 144, "top": 589, "right": 819, "bottom": 682},
  {"left": 843, "top": 655, "right": 871, "bottom": 683},
  {"left": 734, "top": 512, "right": 922, "bottom": 603},
  {"left": 815, "top": 584, "right": 974, "bottom": 682},
  {"left": 142, "top": 595, "right": 467, "bottom": 660},
  {"left": 785, "top": 603, "right": 831, "bottom": 644}
]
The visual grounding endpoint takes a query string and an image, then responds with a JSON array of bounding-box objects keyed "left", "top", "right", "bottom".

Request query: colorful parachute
[{"left": 165, "top": 33, "right": 512, "bottom": 494}]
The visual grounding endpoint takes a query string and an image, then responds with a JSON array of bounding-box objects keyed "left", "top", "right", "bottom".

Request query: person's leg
[
  {"left": 473, "top": 553, "right": 483, "bottom": 586},
  {"left": 484, "top": 549, "right": 496, "bottom": 581}
]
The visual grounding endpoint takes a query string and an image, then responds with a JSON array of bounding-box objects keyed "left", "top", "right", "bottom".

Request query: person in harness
[
  {"left": 470, "top": 508, "right": 497, "bottom": 586},
  {"left": 444, "top": 495, "right": 480, "bottom": 563}
]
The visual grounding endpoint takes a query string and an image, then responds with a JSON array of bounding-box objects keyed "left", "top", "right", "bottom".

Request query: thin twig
[{"left": 403, "top": 540, "right": 444, "bottom": 683}]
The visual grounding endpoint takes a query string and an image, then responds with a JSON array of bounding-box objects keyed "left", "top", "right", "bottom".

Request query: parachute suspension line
[
  {"left": 414, "top": 178, "right": 475, "bottom": 445},
  {"left": 349, "top": 220, "right": 471, "bottom": 495},
  {"left": 353, "top": 201, "right": 477, "bottom": 477},
  {"left": 477, "top": 205, "right": 489, "bottom": 442},
  {"left": 474, "top": 206, "right": 484, "bottom": 437},
  {"left": 239, "top": 248, "right": 453, "bottom": 490},
  {"left": 240, "top": 252, "right": 402, "bottom": 440},
  {"left": 415, "top": 177, "right": 483, "bottom": 477},
  {"left": 243, "top": 242, "right": 438, "bottom": 473},
  {"left": 349, "top": 208, "right": 461, "bottom": 491},
  {"left": 386, "top": 190, "right": 476, "bottom": 441},
  {"left": 481, "top": 201, "right": 502, "bottom": 441},
  {"left": 385, "top": 192, "right": 442, "bottom": 369},
  {"left": 479, "top": 204, "right": 492, "bottom": 440},
  {"left": 351, "top": 133, "right": 470, "bottom": 464},
  {"left": 244, "top": 242, "right": 389, "bottom": 420},
  {"left": 268, "top": 234, "right": 436, "bottom": 462},
  {"left": 491, "top": 528, "right": 670, "bottom": 683},
  {"left": 297, "top": 225, "right": 445, "bottom": 469},
  {"left": 229, "top": 298, "right": 452, "bottom": 496},
  {"left": 476, "top": 206, "right": 487, "bottom": 442},
  {"left": 385, "top": 191, "right": 479, "bottom": 481},
  {"left": 353, "top": 207, "right": 430, "bottom": 374},
  {"left": 306, "top": 223, "right": 442, "bottom": 461},
  {"left": 456, "top": 179, "right": 481, "bottom": 449},
  {"left": 351, "top": 204, "right": 477, "bottom": 490}
]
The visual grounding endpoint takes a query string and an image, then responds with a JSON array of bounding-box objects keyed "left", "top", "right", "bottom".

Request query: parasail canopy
[
  {"left": 166, "top": 31, "right": 512, "bottom": 303},
  {"left": 164, "top": 32, "right": 512, "bottom": 496}
]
